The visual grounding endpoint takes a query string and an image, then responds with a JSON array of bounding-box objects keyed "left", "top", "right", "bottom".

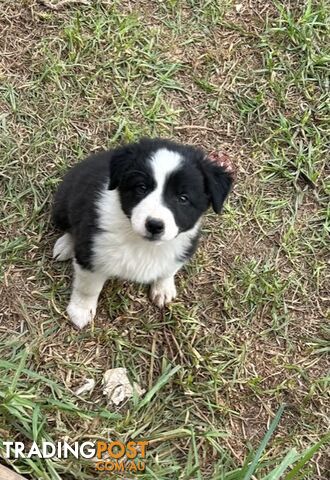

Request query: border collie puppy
[{"left": 52, "top": 138, "right": 233, "bottom": 329}]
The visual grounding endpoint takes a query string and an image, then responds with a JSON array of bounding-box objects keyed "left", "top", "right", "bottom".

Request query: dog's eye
[
  {"left": 135, "top": 183, "right": 147, "bottom": 194},
  {"left": 178, "top": 194, "right": 189, "bottom": 204}
]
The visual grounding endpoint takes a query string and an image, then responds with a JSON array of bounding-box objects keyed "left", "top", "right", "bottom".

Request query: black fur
[
  {"left": 52, "top": 151, "right": 111, "bottom": 269},
  {"left": 198, "top": 158, "right": 233, "bottom": 214}
]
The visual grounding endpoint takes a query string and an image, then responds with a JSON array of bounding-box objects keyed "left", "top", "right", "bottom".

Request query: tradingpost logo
[
  {"left": 94, "top": 440, "right": 148, "bottom": 473},
  {"left": 3, "top": 440, "right": 149, "bottom": 473}
]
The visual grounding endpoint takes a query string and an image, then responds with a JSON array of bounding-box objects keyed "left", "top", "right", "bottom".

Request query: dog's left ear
[
  {"left": 200, "top": 157, "right": 233, "bottom": 213},
  {"left": 109, "top": 143, "right": 139, "bottom": 190}
]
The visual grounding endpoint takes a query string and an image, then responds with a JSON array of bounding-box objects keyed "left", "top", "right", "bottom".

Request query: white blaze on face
[{"left": 131, "top": 148, "right": 182, "bottom": 241}]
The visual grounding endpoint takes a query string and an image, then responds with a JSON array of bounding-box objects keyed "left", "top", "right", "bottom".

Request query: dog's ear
[
  {"left": 200, "top": 157, "right": 233, "bottom": 213},
  {"left": 108, "top": 143, "right": 140, "bottom": 190}
]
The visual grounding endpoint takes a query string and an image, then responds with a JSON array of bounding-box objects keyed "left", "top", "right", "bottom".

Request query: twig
[
  {"left": 0, "top": 464, "right": 28, "bottom": 480},
  {"left": 174, "top": 125, "right": 215, "bottom": 132}
]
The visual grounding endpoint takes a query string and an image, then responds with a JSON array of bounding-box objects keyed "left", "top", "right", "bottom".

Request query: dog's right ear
[{"left": 109, "top": 143, "right": 140, "bottom": 190}]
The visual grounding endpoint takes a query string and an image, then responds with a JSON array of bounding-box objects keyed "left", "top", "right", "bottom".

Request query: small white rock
[{"left": 74, "top": 378, "right": 96, "bottom": 396}]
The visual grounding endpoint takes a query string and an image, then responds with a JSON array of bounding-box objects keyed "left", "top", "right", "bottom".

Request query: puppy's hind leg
[
  {"left": 53, "top": 233, "right": 74, "bottom": 261},
  {"left": 67, "top": 261, "right": 106, "bottom": 329}
]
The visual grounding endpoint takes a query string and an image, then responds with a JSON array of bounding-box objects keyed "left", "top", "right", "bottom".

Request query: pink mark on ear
[{"left": 207, "top": 151, "right": 236, "bottom": 179}]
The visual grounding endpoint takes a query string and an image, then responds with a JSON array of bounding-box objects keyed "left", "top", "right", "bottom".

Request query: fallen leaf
[{"left": 102, "top": 368, "right": 144, "bottom": 406}]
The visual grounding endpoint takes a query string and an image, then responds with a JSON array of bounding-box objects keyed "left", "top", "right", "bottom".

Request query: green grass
[{"left": 1, "top": 0, "right": 329, "bottom": 479}]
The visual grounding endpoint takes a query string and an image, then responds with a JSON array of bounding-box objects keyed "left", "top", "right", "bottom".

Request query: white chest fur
[{"left": 92, "top": 188, "right": 198, "bottom": 283}]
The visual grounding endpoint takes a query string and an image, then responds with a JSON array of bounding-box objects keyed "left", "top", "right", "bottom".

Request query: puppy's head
[{"left": 109, "top": 138, "right": 233, "bottom": 242}]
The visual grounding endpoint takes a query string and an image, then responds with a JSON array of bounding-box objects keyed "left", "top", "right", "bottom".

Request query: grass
[{"left": 0, "top": 0, "right": 329, "bottom": 478}]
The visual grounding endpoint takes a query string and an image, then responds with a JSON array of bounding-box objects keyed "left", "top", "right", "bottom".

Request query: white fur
[
  {"left": 67, "top": 261, "right": 107, "bottom": 329},
  {"left": 53, "top": 233, "right": 74, "bottom": 261},
  {"left": 131, "top": 149, "right": 182, "bottom": 241},
  {"left": 65, "top": 195, "right": 198, "bottom": 327},
  {"left": 150, "top": 276, "right": 177, "bottom": 307},
  {"left": 92, "top": 187, "right": 199, "bottom": 284}
]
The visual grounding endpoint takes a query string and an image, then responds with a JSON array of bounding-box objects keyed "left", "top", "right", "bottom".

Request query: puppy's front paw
[
  {"left": 150, "top": 277, "right": 177, "bottom": 308},
  {"left": 67, "top": 301, "right": 96, "bottom": 329},
  {"left": 53, "top": 233, "right": 74, "bottom": 261}
]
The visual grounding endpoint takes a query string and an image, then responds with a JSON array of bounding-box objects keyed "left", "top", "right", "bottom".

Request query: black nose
[{"left": 146, "top": 218, "right": 164, "bottom": 236}]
